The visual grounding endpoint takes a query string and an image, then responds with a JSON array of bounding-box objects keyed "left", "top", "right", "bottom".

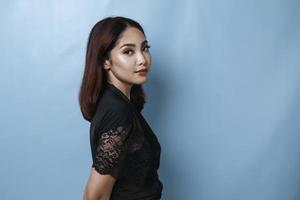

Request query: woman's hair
[{"left": 79, "top": 16, "right": 146, "bottom": 122}]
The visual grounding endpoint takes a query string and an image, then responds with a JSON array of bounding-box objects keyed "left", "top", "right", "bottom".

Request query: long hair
[{"left": 79, "top": 16, "right": 146, "bottom": 122}]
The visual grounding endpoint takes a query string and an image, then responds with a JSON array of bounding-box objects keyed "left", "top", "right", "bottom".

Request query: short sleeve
[{"left": 92, "top": 109, "right": 133, "bottom": 179}]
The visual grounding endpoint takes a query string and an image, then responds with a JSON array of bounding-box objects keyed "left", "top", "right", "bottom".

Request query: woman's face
[{"left": 103, "top": 27, "right": 152, "bottom": 86}]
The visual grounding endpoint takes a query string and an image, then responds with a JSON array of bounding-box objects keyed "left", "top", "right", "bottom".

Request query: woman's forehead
[{"left": 116, "top": 28, "right": 146, "bottom": 47}]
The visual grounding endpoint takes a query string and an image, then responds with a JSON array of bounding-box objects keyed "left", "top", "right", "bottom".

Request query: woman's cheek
[{"left": 117, "top": 55, "right": 132, "bottom": 65}]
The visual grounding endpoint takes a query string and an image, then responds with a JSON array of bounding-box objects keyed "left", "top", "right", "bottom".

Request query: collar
[{"left": 104, "top": 82, "right": 133, "bottom": 105}]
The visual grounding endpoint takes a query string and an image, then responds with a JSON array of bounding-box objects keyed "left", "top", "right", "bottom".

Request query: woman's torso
[{"left": 90, "top": 83, "right": 163, "bottom": 200}]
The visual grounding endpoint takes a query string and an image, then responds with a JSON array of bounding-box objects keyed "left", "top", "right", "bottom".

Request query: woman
[{"left": 79, "top": 16, "right": 163, "bottom": 200}]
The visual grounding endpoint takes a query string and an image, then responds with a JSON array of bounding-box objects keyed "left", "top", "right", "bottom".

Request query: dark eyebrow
[{"left": 119, "top": 40, "right": 148, "bottom": 49}]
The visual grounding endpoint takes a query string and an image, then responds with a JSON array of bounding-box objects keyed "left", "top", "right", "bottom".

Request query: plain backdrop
[{"left": 0, "top": 0, "right": 300, "bottom": 199}]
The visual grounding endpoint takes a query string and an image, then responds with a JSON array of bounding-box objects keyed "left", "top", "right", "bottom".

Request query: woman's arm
[{"left": 83, "top": 167, "right": 116, "bottom": 200}]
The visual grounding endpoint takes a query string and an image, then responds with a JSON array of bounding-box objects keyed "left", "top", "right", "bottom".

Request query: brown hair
[{"left": 79, "top": 16, "right": 147, "bottom": 122}]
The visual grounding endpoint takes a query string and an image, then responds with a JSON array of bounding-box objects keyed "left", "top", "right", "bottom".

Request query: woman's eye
[
  {"left": 123, "top": 50, "right": 133, "bottom": 55},
  {"left": 123, "top": 45, "right": 151, "bottom": 55},
  {"left": 144, "top": 45, "right": 151, "bottom": 52}
]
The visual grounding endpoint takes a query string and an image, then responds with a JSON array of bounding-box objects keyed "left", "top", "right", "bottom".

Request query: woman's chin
[{"left": 133, "top": 77, "right": 148, "bottom": 85}]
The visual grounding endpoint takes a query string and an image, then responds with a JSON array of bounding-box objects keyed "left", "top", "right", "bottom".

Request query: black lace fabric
[{"left": 93, "top": 124, "right": 132, "bottom": 178}]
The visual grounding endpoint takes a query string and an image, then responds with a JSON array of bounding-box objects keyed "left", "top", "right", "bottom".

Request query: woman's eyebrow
[{"left": 119, "top": 40, "right": 148, "bottom": 49}]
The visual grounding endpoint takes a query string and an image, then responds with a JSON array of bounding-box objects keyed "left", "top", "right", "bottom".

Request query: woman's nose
[{"left": 137, "top": 52, "right": 146, "bottom": 66}]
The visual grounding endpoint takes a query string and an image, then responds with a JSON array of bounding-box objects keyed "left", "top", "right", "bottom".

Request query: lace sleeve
[{"left": 92, "top": 110, "right": 133, "bottom": 178}]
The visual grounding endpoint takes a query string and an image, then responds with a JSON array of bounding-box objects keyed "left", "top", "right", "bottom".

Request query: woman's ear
[{"left": 103, "top": 58, "right": 111, "bottom": 71}]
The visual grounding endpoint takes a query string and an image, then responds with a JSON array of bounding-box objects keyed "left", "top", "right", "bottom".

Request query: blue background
[{"left": 1, "top": 0, "right": 299, "bottom": 199}]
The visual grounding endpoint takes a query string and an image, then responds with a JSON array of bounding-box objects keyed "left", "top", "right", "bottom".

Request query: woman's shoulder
[{"left": 92, "top": 92, "right": 134, "bottom": 125}]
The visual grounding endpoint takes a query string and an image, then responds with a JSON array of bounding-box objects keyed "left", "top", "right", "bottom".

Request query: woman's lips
[
  {"left": 136, "top": 69, "right": 148, "bottom": 76},
  {"left": 136, "top": 69, "right": 148, "bottom": 73}
]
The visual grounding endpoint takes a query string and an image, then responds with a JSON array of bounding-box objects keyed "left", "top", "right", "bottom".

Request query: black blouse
[{"left": 89, "top": 82, "right": 163, "bottom": 200}]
